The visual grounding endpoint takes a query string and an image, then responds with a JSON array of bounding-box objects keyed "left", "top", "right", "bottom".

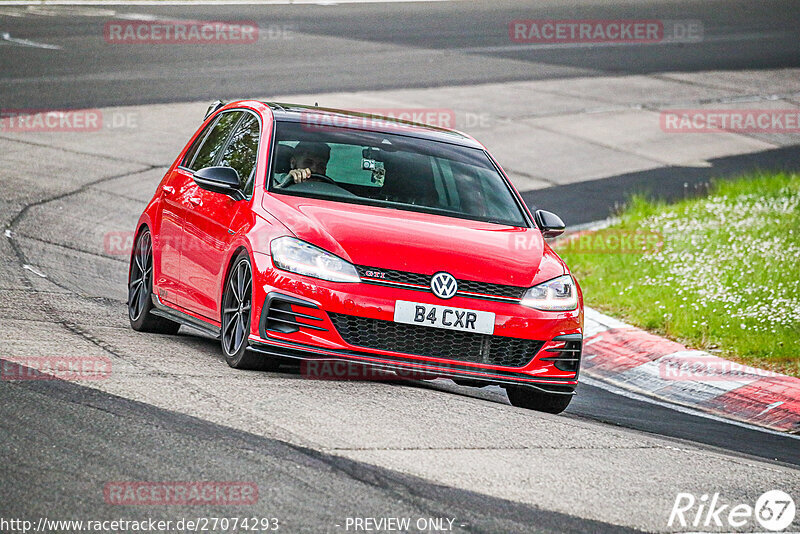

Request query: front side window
[
  {"left": 182, "top": 120, "right": 215, "bottom": 168},
  {"left": 218, "top": 112, "right": 260, "bottom": 196},
  {"left": 269, "top": 121, "right": 527, "bottom": 227},
  {"left": 187, "top": 111, "right": 243, "bottom": 171}
]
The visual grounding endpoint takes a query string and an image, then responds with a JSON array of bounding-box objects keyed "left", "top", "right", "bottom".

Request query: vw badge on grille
[{"left": 430, "top": 272, "right": 458, "bottom": 299}]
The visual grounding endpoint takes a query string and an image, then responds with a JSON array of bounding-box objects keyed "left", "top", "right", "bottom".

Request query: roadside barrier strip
[{"left": 582, "top": 307, "right": 800, "bottom": 433}]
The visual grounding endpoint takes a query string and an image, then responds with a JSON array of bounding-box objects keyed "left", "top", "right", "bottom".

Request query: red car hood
[{"left": 263, "top": 194, "right": 566, "bottom": 287}]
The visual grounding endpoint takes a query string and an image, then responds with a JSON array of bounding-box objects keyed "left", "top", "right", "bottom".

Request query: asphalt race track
[
  {"left": 0, "top": 0, "right": 799, "bottom": 109},
  {"left": 1, "top": 1, "right": 800, "bottom": 532}
]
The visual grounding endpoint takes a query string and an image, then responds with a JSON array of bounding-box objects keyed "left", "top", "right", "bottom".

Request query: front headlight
[
  {"left": 520, "top": 274, "right": 578, "bottom": 311},
  {"left": 270, "top": 237, "right": 360, "bottom": 283}
]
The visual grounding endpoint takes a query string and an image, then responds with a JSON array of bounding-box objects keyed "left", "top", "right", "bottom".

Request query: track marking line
[
  {"left": 22, "top": 264, "right": 47, "bottom": 278},
  {"left": 1, "top": 31, "right": 61, "bottom": 48},
  {"left": 758, "top": 401, "right": 786, "bottom": 416},
  {"left": 114, "top": 12, "right": 159, "bottom": 20},
  {"left": 459, "top": 31, "right": 789, "bottom": 54},
  {"left": 28, "top": 5, "right": 117, "bottom": 15}
]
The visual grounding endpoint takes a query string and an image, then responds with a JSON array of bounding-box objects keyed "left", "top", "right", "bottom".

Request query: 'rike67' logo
[{"left": 669, "top": 490, "right": 796, "bottom": 531}]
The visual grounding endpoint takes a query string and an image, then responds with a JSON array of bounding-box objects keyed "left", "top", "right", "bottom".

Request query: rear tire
[
  {"left": 128, "top": 229, "right": 181, "bottom": 334},
  {"left": 221, "top": 252, "right": 279, "bottom": 371},
  {"left": 505, "top": 385, "right": 573, "bottom": 414}
]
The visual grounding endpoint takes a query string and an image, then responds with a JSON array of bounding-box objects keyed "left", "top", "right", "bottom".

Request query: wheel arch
[
  {"left": 219, "top": 244, "right": 252, "bottom": 322},
  {"left": 128, "top": 221, "right": 151, "bottom": 280}
]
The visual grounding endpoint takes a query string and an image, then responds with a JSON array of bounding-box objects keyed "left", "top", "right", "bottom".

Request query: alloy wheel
[
  {"left": 128, "top": 231, "right": 153, "bottom": 321},
  {"left": 222, "top": 258, "right": 252, "bottom": 355}
]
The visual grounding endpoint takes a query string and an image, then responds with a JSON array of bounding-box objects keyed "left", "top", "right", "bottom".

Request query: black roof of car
[{"left": 263, "top": 102, "right": 483, "bottom": 149}]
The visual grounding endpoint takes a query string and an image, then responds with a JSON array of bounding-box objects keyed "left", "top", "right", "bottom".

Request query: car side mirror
[
  {"left": 193, "top": 166, "right": 244, "bottom": 201},
  {"left": 534, "top": 209, "right": 565, "bottom": 238}
]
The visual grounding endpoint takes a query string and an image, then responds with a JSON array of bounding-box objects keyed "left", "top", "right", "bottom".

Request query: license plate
[{"left": 393, "top": 300, "right": 495, "bottom": 335}]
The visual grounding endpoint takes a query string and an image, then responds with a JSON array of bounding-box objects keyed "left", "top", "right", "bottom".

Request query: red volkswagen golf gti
[{"left": 128, "top": 100, "right": 583, "bottom": 413}]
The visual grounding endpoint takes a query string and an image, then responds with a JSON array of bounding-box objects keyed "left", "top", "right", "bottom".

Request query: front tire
[
  {"left": 128, "top": 229, "right": 180, "bottom": 334},
  {"left": 505, "top": 385, "right": 573, "bottom": 414},
  {"left": 221, "top": 252, "right": 279, "bottom": 371}
]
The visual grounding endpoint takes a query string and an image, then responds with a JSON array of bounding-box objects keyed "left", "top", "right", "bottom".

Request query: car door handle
[
  {"left": 161, "top": 185, "right": 175, "bottom": 195},
  {"left": 189, "top": 197, "right": 203, "bottom": 207}
]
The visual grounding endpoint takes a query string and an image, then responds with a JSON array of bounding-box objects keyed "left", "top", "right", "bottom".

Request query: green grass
[{"left": 556, "top": 172, "right": 800, "bottom": 377}]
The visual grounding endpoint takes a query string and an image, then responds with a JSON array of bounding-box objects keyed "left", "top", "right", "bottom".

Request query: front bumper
[{"left": 248, "top": 252, "right": 583, "bottom": 391}]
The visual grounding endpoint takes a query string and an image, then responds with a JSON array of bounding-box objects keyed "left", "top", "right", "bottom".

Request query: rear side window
[
  {"left": 218, "top": 112, "right": 260, "bottom": 197},
  {"left": 187, "top": 111, "right": 243, "bottom": 171}
]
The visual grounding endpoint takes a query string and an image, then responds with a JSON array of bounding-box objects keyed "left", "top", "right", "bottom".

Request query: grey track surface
[
  {"left": 524, "top": 145, "right": 800, "bottom": 226},
  {"left": 0, "top": 0, "right": 798, "bottom": 108},
  {"left": 2, "top": 1, "right": 800, "bottom": 532},
  {"left": 0, "top": 113, "right": 798, "bottom": 532},
  {"left": 0, "top": 370, "right": 636, "bottom": 534}
]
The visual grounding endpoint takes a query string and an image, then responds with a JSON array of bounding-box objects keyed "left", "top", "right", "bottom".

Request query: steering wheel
[
  {"left": 306, "top": 173, "right": 337, "bottom": 185},
  {"left": 284, "top": 172, "right": 337, "bottom": 187}
]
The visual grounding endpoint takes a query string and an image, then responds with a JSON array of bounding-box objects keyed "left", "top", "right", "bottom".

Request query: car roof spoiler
[{"left": 205, "top": 100, "right": 225, "bottom": 120}]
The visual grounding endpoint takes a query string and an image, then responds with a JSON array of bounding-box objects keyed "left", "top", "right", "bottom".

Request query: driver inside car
[{"left": 275, "top": 141, "right": 331, "bottom": 188}]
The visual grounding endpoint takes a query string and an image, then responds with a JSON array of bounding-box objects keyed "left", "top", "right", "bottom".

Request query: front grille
[
  {"left": 457, "top": 279, "right": 525, "bottom": 299},
  {"left": 357, "top": 266, "right": 429, "bottom": 286},
  {"left": 329, "top": 313, "right": 543, "bottom": 368},
  {"left": 356, "top": 265, "right": 526, "bottom": 300}
]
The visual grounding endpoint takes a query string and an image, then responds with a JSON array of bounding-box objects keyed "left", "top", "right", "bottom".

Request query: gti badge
[{"left": 430, "top": 272, "right": 458, "bottom": 299}]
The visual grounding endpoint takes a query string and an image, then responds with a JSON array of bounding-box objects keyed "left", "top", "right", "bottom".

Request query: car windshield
[{"left": 269, "top": 120, "right": 528, "bottom": 227}]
